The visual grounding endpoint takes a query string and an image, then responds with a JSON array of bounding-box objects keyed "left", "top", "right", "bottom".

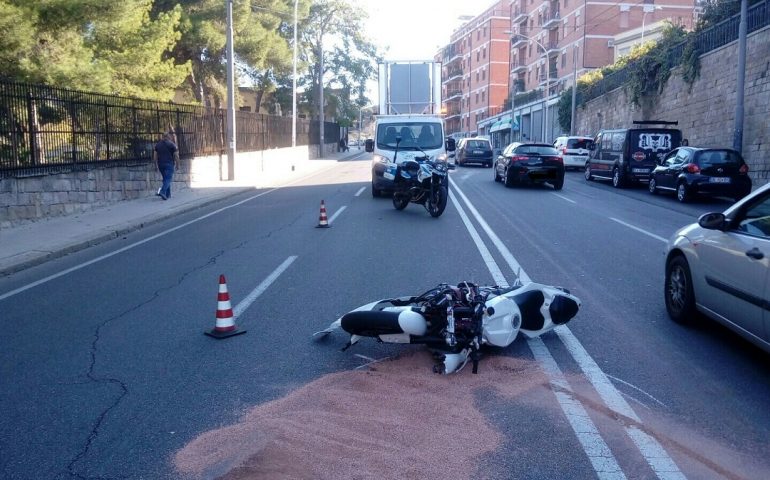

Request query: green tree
[
  {"left": 151, "top": 0, "right": 297, "bottom": 107},
  {"left": 294, "top": 0, "right": 381, "bottom": 125}
]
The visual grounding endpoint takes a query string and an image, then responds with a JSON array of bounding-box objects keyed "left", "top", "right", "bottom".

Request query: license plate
[
  {"left": 383, "top": 165, "right": 396, "bottom": 180},
  {"left": 632, "top": 168, "right": 649, "bottom": 173},
  {"left": 710, "top": 177, "right": 731, "bottom": 183},
  {"left": 473, "top": 150, "right": 484, "bottom": 154}
]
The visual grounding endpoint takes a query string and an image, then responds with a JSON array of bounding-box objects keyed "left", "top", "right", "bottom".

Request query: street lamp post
[
  {"left": 291, "top": 0, "right": 298, "bottom": 149},
  {"left": 225, "top": 0, "right": 236, "bottom": 181},
  {"left": 505, "top": 31, "right": 552, "bottom": 143},
  {"left": 641, "top": 5, "right": 662, "bottom": 45}
]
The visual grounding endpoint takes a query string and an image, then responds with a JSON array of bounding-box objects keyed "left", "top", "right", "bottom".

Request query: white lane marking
[
  {"left": 610, "top": 218, "right": 667, "bottom": 243},
  {"left": 449, "top": 177, "right": 530, "bottom": 283},
  {"left": 448, "top": 191, "right": 508, "bottom": 286},
  {"left": 0, "top": 166, "right": 337, "bottom": 302},
  {"left": 328, "top": 206, "right": 347, "bottom": 224},
  {"left": 461, "top": 174, "right": 471, "bottom": 181},
  {"left": 450, "top": 187, "right": 625, "bottom": 479},
  {"left": 555, "top": 327, "right": 684, "bottom": 478},
  {"left": 553, "top": 192, "right": 577, "bottom": 204},
  {"left": 606, "top": 374, "right": 668, "bottom": 408},
  {"left": 353, "top": 354, "right": 390, "bottom": 370},
  {"left": 452, "top": 181, "right": 686, "bottom": 480},
  {"left": 233, "top": 256, "right": 297, "bottom": 318},
  {"left": 354, "top": 187, "right": 366, "bottom": 197},
  {"left": 529, "top": 338, "right": 627, "bottom": 480}
]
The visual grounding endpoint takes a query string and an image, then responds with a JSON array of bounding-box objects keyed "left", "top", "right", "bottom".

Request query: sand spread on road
[{"left": 174, "top": 350, "right": 541, "bottom": 479}]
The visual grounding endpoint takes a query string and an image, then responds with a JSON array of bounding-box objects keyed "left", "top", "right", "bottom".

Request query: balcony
[
  {"left": 541, "top": 10, "right": 561, "bottom": 30},
  {"left": 538, "top": 70, "right": 559, "bottom": 86},
  {"left": 511, "top": 29, "right": 529, "bottom": 47},
  {"left": 444, "top": 68, "right": 463, "bottom": 81},
  {"left": 512, "top": 6, "right": 528, "bottom": 24},
  {"left": 445, "top": 90, "right": 463, "bottom": 101},
  {"left": 510, "top": 61, "right": 527, "bottom": 74},
  {"left": 539, "top": 40, "right": 560, "bottom": 57}
]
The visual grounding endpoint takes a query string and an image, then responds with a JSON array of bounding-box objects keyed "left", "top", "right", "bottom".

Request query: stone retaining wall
[
  {"left": 0, "top": 142, "right": 337, "bottom": 228},
  {"left": 575, "top": 27, "right": 769, "bottom": 185}
]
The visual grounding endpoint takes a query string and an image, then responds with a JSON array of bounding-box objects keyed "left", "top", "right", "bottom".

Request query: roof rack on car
[{"left": 632, "top": 120, "right": 679, "bottom": 125}]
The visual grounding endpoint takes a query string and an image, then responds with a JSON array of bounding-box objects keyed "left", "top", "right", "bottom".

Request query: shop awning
[{"left": 488, "top": 121, "right": 502, "bottom": 132}]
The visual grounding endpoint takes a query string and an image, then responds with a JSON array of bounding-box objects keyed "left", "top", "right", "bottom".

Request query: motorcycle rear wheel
[
  {"left": 392, "top": 193, "right": 409, "bottom": 210},
  {"left": 427, "top": 186, "right": 448, "bottom": 217}
]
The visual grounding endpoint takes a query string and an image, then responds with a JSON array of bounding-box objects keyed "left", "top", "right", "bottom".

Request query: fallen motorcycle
[{"left": 314, "top": 281, "right": 581, "bottom": 374}]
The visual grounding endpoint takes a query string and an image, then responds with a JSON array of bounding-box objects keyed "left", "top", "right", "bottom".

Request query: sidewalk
[{"left": 0, "top": 149, "right": 364, "bottom": 276}]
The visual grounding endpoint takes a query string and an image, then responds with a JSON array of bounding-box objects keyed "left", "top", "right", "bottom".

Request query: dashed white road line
[
  {"left": 610, "top": 217, "right": 667, "bottom": 243},
  {"left": 233, "top": 256, "right": 297, "bottom": 318},
  {"left": 328, "top": 206, "right": 347, "bottom": 224},
  {"left": 553, "top": 192, "right": 577, "bottom": 204},
  {"left": 354, "top": 187, "right": 366, "bottom": 197},
  {"left": 450, "top": 178, "right": 686, "bottom": 480}
]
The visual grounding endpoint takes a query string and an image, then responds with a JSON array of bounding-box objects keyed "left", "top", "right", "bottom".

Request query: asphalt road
[{"left": 1, "top": 157, "right": 768, "bottom": 479}]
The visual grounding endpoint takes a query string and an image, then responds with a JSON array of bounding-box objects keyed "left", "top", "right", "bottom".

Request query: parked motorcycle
[
  {"left": 314, "top": 280, "right": 581, "bottom": 374},
  {"left": 384, "top": 137, "right": 454, "bottom": 218}
]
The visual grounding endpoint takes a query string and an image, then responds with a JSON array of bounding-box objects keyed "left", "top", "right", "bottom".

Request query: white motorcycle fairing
[{"left": 314, "top": 282, "right": 580, "bottom": 374}]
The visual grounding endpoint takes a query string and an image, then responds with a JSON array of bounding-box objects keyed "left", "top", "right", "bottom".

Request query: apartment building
[
  {"left": 440, "top": 0, "right": 697, "bottom": 141},
  {"left": 438, "top": 0, "right": 510, "bottom": 138}
]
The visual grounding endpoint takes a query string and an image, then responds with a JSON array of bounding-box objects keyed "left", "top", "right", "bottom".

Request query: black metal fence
[
  {"left": 582, "top": 0, "right": 770, "bottom": 104},
  {"left": 0, "top": 80, "right": 339, "bottom": 178}
]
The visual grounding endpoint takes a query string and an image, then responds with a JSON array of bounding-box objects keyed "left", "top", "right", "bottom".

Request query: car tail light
[
  {"left": 550, "top": 156, "right": 563, "bottom": 163},
  {"left": 511, "top": 155, "right": 529, "bottom": 163},
  {"left": 685, "top": 163, "right": 700, "bottom": 174},
  {"left": 739, "top": 163, "right": 749, "bottom": 174}
]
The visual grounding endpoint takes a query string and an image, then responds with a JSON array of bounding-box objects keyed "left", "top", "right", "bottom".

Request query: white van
[
  {"left": 553, "top": 136, "right": 594, "bottom": 170},
  {"left": 365, "top": 115, "right": 454, "bottom": 197}
]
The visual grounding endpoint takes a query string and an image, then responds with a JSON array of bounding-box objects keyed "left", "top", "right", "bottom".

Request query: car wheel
[
  {"left": 676, "top": 182, "right": 690, "bottom": 203},
  {"left": 552, "top": 176, "right": 564, "bottom": 190},
  {"left": 504, "top": 168, "right": 515, "bottom": 188},
  {"left": 371, "top": 181, "right": 382, "bottom": 198},
  {"left": 392, "top": 193, "right": 409, "bottom": 210},
  {"left": 665, "top": 255, "right": 697, "bottom": 324},
  {"left": 648, "top": 177, "right": 658, "bottom": 194},
  {"left": 584, "top": 163, "right": 593, "bottom": 181},
  {"left": 612, "top": 167, "right": 623, "bottom": 188}
]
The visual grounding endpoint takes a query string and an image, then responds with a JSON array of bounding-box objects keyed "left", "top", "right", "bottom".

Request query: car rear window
[
  {"left": 466, "top": 140, "right": 491, "bottom": 150},
  {"left": 567, "top": 138, "right": 593, "bottom": 149},
  {"left": 696, "top": 150, "right": 742, "bottom": 168},
  {"left": 516, "top": 145, "right": 559, "bottom": 155}
]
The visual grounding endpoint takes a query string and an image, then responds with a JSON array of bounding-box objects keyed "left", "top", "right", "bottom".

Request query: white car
[
  {"left": 553, "top": 136, "right": 594, "bottom": 170},
  {"left": 664, "top": 181, "right": 770, "bottom": 353}
]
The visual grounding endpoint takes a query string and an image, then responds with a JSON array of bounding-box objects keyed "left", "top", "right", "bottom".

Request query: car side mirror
[
  {"left": 698, "top": 212, "right": 727, "bottom": 231},
  {"left": 364, "top": 138, "right": 374, "bottom": 153},
  {"left": 445, "top": 138, "right": 456, "bottom": 152}
]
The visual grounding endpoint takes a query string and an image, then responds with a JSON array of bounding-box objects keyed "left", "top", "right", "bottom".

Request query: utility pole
[
  {"left": 733, "top": 0, "right": 748, "bottom": 153},
  {"left": 570, "top": 46, "right": 577, "bottom": 136},
  {"left": 225, "top": 0, "right": 236, "bottom": 180},
  {"left": 319, "top": 38, "right": 325, "bottom": 155},
  {"left": 291, "top": 0, "right": 298, "bottom": 149}
]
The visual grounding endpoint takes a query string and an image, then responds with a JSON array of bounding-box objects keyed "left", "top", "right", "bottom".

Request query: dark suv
[
  {"left": 585, "top": 122, "right": 682, "bottom": 188},
  {"left": 456, "top": 138, "right": 493, "bottom": 167}
]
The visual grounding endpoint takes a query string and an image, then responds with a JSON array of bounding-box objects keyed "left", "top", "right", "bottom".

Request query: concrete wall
[
  {"left": 0, "top": 142, "right": 338, "bottom": 228},
  {"left": 575, "top": 26, "right": 770, "bottom": 185}
]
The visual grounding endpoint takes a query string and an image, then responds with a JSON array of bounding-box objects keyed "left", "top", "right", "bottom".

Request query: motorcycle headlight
[
  {"left": 373, "top": 154, "right": 389, "bottom": 164},
  {"left": 436, "top": 153, "right": 448, "bottom": 163}
]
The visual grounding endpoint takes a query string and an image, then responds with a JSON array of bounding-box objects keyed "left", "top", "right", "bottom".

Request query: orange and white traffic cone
[
  {"left": 205, "top": 274, "right": 246, "bottom": 339},
  {"left": 316, "top": 200, "right": 330, "bottom": 228}
]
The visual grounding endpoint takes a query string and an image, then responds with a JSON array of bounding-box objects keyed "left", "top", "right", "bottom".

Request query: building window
[
  {"left": 476, "top": 71, "right": 480, "bottom": 81},
  {"left": 483, "top": 47, "right": 487, "bottom": 58},
  {"left": 475, "top": 92, "right": 479, "bottom": 103},
  {"left": 564, "top": 0, "right": 568, "bottom": 6},
  {"left": 482, "top": 69, "right": 486, "bottom": 80},
  {"left": 482, "top": 91, "right": 486, "bottom": 101},
  {"left": 483, "top": 27, "right": 487, "bottom": 37},
  {"left": 477, "top": 51, "right": 480, "bottom": 61},
  {"left": 562, "top": 54, "right": 566, "bottom": 68},
  {"left": 529, "top": 45, "right": 532, "bottom": 57},
  {"left": 477, "top": 31, "right": 480, "bottom": 40}
]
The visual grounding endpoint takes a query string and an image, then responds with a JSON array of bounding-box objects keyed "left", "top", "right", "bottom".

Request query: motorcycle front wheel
[
  {"left": 427, "top": 185, "right": 448, "bottom": 217},
  {"left": 392, "top": 192, "right": 409, "bottom": 210}
]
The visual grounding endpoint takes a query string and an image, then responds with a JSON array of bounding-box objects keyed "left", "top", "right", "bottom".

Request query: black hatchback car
[
  {"left": 494, "top": 142, "right": 564, "bottom": 190},
  {"left": 648, "top": 147, "right": 752, "bottom": 202},
  {"left": 456, "top": 138, "right": 493, "bottom": 167}
]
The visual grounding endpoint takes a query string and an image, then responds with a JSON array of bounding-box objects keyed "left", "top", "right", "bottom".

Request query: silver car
[{"left": 665, "top": 182, "right": 770, "bottom": 353}]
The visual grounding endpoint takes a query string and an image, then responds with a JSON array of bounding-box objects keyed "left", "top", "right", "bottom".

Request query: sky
[
  {"left": 357, "top": 0, "right": 495, "bottom": 61},
  {"left": 355, "top": 0, "right": 497, "bottom": 103}
]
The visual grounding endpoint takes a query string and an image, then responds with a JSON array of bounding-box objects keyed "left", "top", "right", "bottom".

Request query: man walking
[{"left": 153, "top": 131, "right": 179, "bottom": 200}]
